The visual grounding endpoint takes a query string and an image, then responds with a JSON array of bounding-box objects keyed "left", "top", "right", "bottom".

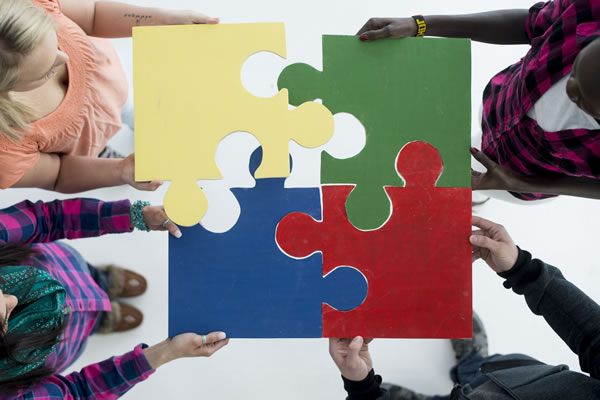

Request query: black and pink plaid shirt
[
  {"left": 0, "top": 199, "right": 155, "bottom": 399},
  {"left": 481, "top": 0, "right": 600, "bottom": 200}
]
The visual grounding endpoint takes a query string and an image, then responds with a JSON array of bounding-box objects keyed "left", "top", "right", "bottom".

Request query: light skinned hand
[
  {"left": 470, "top": 147, "right": 528, "bottom": 192},
  {"left": 357, "top": 18, "right": 417, "bottom": 41},
  {"left": 120, "top": 154, "right": 163, "bottom": 191},
  {"left": 165, "top": 10, "right": 220, "bottom": 25},
  {"left": 329, "top": 336, "right": 373, "bottom": 381},
  {"left": 167, "top": 331, "right": 229, "bottom": 360},
  {"left": 144, "top": 331, "right": 229, "bottom": 370},
  {"left": 471, "top": 216, "right": 519, "bottom": 273},
  {"left": 142, "top": 205, "right": 182, "bottom": 238}
]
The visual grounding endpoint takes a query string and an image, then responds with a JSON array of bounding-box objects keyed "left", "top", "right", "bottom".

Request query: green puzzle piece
[{"left": 278, "top": 36, "right": 471, "bottom": 230}]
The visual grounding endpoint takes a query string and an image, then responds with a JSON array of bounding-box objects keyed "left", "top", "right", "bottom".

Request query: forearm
[
  {"left": 53, "top": 155, "right": 124, "bottom": 193},
  {"left": 91, "top": 1, "right": 174, "bottom": 38},
  {"left": 0, "top": 199, "right": 132, "bottom": 243},
  {"left": 516, "top": 174, "right": 600, "bottom": 200},
  {"left": 20, "top": 345, "right": 155, "bottom": 399},
  {"left": 424, "top": 10, "right": 529, "bottom": 44},
  {"left": 143, "top": 339, "right": 175, "bottom": 370},
  {"left": 500, "top": 249, "right": 600, "bottom": 378}
]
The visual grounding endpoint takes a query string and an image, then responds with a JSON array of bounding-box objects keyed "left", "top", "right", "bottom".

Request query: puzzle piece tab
[
  {"left": 168, "top": 148, "right": 367, "bottom": 338},
  {"left": 276, "top": 142, "right": 472, "bottom": 338},
  {"left": 133, "top": 23, "right": 334, "bottom": 226},
  {"left": 278, "top": 36, "right": 471, "bottom": 230}
]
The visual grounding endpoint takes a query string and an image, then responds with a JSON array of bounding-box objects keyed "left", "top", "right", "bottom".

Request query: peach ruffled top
[{"left": 0, "top": 0, "right": 128, "bottom": 188}]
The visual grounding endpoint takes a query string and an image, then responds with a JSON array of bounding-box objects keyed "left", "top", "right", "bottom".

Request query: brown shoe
[
  {"left": 100, "top": 265, "right": 147, "bottom": 299},
  {"left": 98, "top": 302, "right": 144, "bottom": 333}
]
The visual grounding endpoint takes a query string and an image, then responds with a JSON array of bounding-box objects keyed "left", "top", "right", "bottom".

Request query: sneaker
[
  {"left": 451, "top": 311, "right": 488, "bottom": 361},
  {"left": 380, "top": 383, "right": 429, "bottom": 400},
  {"left": 98, "top": 146, "right": 125, "bottom": 159}
]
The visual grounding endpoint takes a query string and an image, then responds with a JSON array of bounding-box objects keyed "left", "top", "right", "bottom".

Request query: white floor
[{"left": 4, "top": 0, "right": 600, "bottom": 398}]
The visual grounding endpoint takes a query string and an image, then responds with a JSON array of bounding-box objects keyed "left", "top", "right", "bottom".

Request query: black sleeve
[
  {"left": 342, "top": 369, "right": 389, "bottom": 400},
  {"left": 499, "top": 248, "right": 600, "bottom": 378}
]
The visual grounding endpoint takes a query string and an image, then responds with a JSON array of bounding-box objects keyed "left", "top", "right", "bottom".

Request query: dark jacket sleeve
[
  {"left": 500, "top": 248, "right": 600, "bottom": 379},
  {"left": 342, "top": 369, "right": 389, "bottom": 400}
]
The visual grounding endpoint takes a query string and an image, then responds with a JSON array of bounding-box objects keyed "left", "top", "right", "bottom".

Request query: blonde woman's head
[{"left": 0, "top": 0, "right": 67, "bottom": 140}]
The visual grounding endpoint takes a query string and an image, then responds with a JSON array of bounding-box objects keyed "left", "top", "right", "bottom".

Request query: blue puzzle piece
[{"left": 169, "top": 148, "right": 368, "bottom": 338}]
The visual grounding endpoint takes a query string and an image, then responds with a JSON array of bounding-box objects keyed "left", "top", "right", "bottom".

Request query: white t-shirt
[{"left": 526, "top": 75, "right": 600, "bottom": 131}]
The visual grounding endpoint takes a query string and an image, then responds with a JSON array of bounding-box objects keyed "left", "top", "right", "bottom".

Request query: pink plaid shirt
[
  {"left": 481, "top": 0, "right": 600, "bottom": 200},
  {"left": 0, "top": 199, "right": 155, "bottom": 399}
]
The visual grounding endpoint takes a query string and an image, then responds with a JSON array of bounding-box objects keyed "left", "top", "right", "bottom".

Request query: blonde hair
[{"left": 0, "top": 0, "right": 55, "bottom": 141}]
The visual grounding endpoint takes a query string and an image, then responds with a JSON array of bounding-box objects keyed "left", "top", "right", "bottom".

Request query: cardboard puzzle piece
[
  {"left": 133, "top": 23, "right": 334, "bottom": 226},
  {"left": 276, "top": 141, "right": 472, "bottom": 338},
  {"left": 168, "top": 148, "right": 367, "bottom": 338},
  {"left": 278, "top": 36, "right": 471, "bottom": 230}
]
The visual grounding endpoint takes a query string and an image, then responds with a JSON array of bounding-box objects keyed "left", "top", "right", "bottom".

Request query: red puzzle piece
[{"left": 276, "top": 141, "right": 471, "bottom": 338}]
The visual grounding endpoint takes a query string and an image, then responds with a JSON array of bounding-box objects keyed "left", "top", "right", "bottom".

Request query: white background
[{"left": 3, "top": 0, "right": 600, "bottom": 398}]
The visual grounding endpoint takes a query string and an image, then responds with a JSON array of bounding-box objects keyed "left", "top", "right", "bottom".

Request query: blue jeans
[{"left": 429, "top": 351, "right": 536, "bottom": 400}]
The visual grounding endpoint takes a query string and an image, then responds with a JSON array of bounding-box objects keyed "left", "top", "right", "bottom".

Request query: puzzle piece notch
[
  {"left": 276, "top": 141, "right": 472, "bottom": 338},
  {"left": 134, "top": 23, "right": 335, "bottom": 226},
  {"left": 278, "top": 35, "right": 471, "bottom": 231},
  {"left": 396, "top": 141, "right": 444, "bottom": 187},
  {"left": 169, "top": 147, "right": 367, "bottom": 338}
]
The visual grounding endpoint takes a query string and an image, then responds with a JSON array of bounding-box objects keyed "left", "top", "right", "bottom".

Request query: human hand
[
  {"left": 471, "top": 216, "right": 519, "bottom": 273},
  {"left": 163, "top": 9, "right": 219, "bottom": 25},
  {"left": 144, "top": 331, "right": 229, "bottom": 369},
  {"left": 142, "top": 205, "right": 182, "bottom": 238},
  {"left": 357, "top": 18, "right": 417, "bottom": 41},
  {"left": 470, "top": 147, "right": 528, "bottom": 192},
  {"left": 329, "top": 337, "right": 373, "bottom": 381},
  {"left": 120, "top": 154, "right": 163, "bottom": 191}
]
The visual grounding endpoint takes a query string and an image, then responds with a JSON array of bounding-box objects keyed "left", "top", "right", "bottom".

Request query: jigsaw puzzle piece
[
  {"left": 277, "top": 141, "right": 471, "bottom": 338},
  {"left": 134, "top": 23, "right": 334, "bottom": 226},
  {"left": 169, "top": 148, "right": 366, "bottom": 338},
  {"left": 278, "top": 36, "right": 471, "bottom": 230}
]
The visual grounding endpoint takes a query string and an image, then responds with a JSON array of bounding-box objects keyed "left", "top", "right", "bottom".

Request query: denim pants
[{"left": 428, "top": 351, "right": 536, "bottom": 400}]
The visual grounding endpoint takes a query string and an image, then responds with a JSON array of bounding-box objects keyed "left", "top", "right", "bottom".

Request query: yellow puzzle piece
[{"left": 133, "top": 23, "right": 334, "bottom": 226}]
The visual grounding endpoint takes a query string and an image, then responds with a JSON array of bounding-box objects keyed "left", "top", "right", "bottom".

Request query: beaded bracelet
[{"left": 130, "top": 200, "right": 151, "bottom": 232}]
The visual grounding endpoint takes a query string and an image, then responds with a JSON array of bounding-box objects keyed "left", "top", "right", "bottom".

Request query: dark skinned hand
[
  {"left": 471, "top": 147, "right": 528, "bottom": 192},
  {"left": 356, "top": 18, "right": 417, "bottom": 41}
]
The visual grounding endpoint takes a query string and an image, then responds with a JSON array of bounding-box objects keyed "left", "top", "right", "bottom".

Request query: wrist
[
  {"left": 412, "top": 15, "right": 426, "bottom": 37},
  {"left": 143, "top": 339, "right": 174, "bottom": 369},
  {"left": 130, "top": 201, "right": 151, "bottom": 231},
  {"left": 341, "top": 366, "right": 370, "bottom": 382}
]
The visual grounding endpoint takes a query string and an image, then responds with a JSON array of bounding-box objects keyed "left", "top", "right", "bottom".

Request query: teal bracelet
[{"left": 130, "top": 200, "right": 151, "bottom": 232}]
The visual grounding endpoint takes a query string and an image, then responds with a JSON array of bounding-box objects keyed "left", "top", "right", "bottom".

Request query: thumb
[
  {"left": 199, "top": 331, "right": 227, "bottom": 346},
  {"left": 347, "top": 336, "right": 364, "bottom": 359},
  {"left": 138, "top": 180, "right": 163, "bottom": 191},
  {"left": 470, "top": 147, "right": 496, "bottom": 170},
  {"left": 360, "top": 27, "right": 390, "bottom": 41},
  {"left": 165, "top": 219, "right": 182, "bottom": 238},
  {"left": 469, "top": 234, "right": 502, "bottom": 254},
  {"left": 193, "top": 14, "right": 220, "bottom": 24}
]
